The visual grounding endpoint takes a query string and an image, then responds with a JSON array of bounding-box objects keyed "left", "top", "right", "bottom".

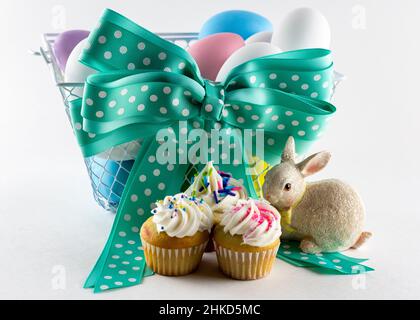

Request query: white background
[{"left": 1, "top": 0, "right": 420, "bottom": 299}]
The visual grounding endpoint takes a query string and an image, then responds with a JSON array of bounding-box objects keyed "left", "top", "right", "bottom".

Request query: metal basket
[{"left": 34, "top": 32, "right": 344, "bottom": 213}]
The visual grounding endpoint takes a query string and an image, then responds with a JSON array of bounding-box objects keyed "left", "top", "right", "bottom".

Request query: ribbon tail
[
  {"left": 331, "top": 251, "right": 370, "bottom": 264},
  {"left": 277, "top": 241, "right": 374, "bottom": 275},
  {"left": 143, "top": 265, "right": 155, "bottom": 278},
  {"left": 85, "top": 133, "right": 190, "bottom": 293},
  {"left": 277, "top": 253, "right": 371, "bottom": 275},
  {"left": 277, "top": 253, "right": 313, "bottom": 268},
  {"left": 84, "top": 137, "right": 153, "bottom": 290}
]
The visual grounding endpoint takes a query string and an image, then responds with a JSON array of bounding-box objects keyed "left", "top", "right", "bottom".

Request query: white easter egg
[
  {"left": 64, "top": 39, "right": 97, "bottom": 98},
  {"left": 65, "top": 41, "right": 141, "bottom": 161},
  {"left": 271, "top": 7, "right": 331, "bottom": 51},
  {"left": 216, "top": 42, "right": 281, "bottom": 83},
  {"left": 96, "top": 139, "right": 143, "bottom": 161},
  {"left": 245, "top": 31, "right": 273, "bottom": 44}
]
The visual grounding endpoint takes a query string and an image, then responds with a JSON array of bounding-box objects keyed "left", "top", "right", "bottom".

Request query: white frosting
[
  {"left": 152, "top": 193, "right": 214, "bottom": 238},
  {"left": 220, "top": 199, "right": 282, "bottom": 247},
  {"left": 186, "top": 162, "right": 247, "bottom": 214}
]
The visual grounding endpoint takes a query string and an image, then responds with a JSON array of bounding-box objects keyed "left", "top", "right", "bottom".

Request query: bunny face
[
  {"left": 263, "top": 161, "right": 306, "bottom": 211},
  {"left": 263, "top": 136, "right": 331, "bottom": 211}
]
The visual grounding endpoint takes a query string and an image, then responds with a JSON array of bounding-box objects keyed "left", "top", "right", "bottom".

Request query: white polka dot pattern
[{"left": 277, "top": 241, "right": 374, "bottom": 275}]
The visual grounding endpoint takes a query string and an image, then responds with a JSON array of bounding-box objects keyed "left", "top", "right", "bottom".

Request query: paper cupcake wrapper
[
  {"left": 214, "top": 241, "right": 279, "bottom": 280},
  {"left": 141, "top": 239, "right": 208, "bottom": 276}
]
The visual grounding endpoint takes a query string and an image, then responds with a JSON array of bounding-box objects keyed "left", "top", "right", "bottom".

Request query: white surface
[{"left": 1, "top": 0, "right": 420, "bottom": 300}]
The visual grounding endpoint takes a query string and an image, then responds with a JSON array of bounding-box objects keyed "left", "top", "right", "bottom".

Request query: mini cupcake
[
  {"left": 140, "top": 193, "right": 214, "bottom": 276},
  {"left": 214, "top": 199, "right": 281, "bottom": 280},
  {"left": 186, "top": 162, "right": 247, "bottom": 251},
  {"left": 186, "top": 162, "right": 247, "bottom": 223}
]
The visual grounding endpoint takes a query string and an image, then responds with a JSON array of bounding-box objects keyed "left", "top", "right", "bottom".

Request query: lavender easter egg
[
  {"left": 188, "top": 33, "right": 244, "bottom": 81},
  {"left": 53, "top": 30, "right": 90, "bottom": 71}
]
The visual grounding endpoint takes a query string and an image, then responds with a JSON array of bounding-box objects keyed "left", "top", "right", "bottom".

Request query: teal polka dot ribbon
[
  {"left": 70, "top": 9, "right": 340, "bottom": 293},
  {"left": 278, "top": 241, "right": 374, "bottom": 274}
]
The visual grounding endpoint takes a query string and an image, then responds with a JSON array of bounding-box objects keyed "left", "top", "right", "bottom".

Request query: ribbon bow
[{"left": 70, "top": 9, "right": 337, "bottom": 293}]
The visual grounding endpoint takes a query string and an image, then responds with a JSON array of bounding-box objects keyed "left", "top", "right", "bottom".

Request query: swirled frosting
[
  {"left": 152, "top": 193, "right": 214, "bottom": 238},
  {"left": 186, "top": 162, "right": 247, "bottom": 216},
  {"left": 220, "top": 199, "right": 282, "bottom": 247}
]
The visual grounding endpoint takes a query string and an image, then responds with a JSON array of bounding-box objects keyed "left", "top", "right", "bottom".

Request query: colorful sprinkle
[
  {"left": 217, "top": 179, "right": 223, "bottom": 190},
  {"left": 213, "top": 191, "right": 219, "bottom": 204},
  {"left": 199, "top": 176, "right": 207, "bottom": 192}
]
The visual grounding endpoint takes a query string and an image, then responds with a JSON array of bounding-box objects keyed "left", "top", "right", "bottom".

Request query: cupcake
[
  {"left": 186, "top": 162, "right": 247, "bottom": 251},
  {"left": 214, "top": 199, "right": 281, "bottom": 280},
  {"left": 186, "top": 162, "right": 247, "bottom": 222},
  {"left": 140, "top": 193, "right": 214, "bottom": 276}
]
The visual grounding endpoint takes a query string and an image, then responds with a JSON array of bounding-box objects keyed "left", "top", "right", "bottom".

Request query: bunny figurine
[{"left": 263, "top": 137, "right": 372, "bottom": 253}]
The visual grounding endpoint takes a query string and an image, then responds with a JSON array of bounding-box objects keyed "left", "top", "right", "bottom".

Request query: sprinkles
[
  {"left": 218, "top": 171, "right": 232, "bottom": 178},
  {"left": 190, "top": 168, "right": 243, "bottom": 202},
  {"left": 152, "top": 193, "right": 203, "bottom": 218},
  {"left": 213, "top": 191, "right": 219, "bottom": 204}
]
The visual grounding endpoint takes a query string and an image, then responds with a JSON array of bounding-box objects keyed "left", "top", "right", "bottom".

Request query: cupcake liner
[
  {"left": 141, "top": 239, "right": 208, "bottom": 276},
  {"left": 214, "top": 241, "right": 280, "bottom": 280}
]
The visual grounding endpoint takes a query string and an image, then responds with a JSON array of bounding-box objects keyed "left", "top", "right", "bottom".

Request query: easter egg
[
  {"left": 187, "top": 33, "right": 245, "bottom": 81},
  {"left": 64, "top": 39, "right": 97, "bottom": 98},
  {"left": 199, "top": 10, "right": 273, "bottom": 40},
  {"left": 96, "top": 139, "right": 143, "bottom": 161},
  {"left": 216, "top": 42, "right": 281, "bottom": 83},
  {"left": 271, "top": 7, "right": 331, "bottom": 51},
  {"left": 245, "top": 31, "right": 273, "bottom": 44},
  {"left": 88, "top": 157, "right": 135, "bottom": 211},
  {"left": 53, "top": 30, "right": 90, "bottom": 71}
]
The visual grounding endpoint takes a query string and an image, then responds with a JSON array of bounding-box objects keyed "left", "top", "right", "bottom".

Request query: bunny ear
[
  {"left": 297, "top": 151, "right": 331, "bottom": 177},
  {"left": 281, "top": 136, "right": 296, "bottom": 163}
]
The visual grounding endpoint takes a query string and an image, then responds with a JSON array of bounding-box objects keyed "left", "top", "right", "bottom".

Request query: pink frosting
[{"left": 222, "top": 199, "right": 282, "bottom": 247}]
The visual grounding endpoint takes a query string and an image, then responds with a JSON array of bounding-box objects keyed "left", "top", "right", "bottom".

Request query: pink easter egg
[{"left": 187, "top": 33, "right": 245, "bottom": 81}]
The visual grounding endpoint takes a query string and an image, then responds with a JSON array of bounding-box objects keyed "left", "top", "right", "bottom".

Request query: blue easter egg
[
  {"left": 199, "top": 10, "right": 273, "bottom": 40},
  {"left": 88, "top": 157, "right": 135, "bottom": 208}
]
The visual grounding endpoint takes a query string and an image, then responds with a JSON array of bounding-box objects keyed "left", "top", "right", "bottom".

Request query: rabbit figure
[{"left": 263, "top": 137, "right": 371, "bottom": 253}]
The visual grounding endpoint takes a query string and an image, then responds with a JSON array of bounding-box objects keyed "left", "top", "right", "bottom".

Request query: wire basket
[{"left": 35, "top": 32, "right": 344, "bottom": 213}]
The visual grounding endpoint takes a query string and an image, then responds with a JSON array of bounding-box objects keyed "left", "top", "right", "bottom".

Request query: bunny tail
[{"left": 351, "top": 232, "right": 372, "bottom": 249}]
